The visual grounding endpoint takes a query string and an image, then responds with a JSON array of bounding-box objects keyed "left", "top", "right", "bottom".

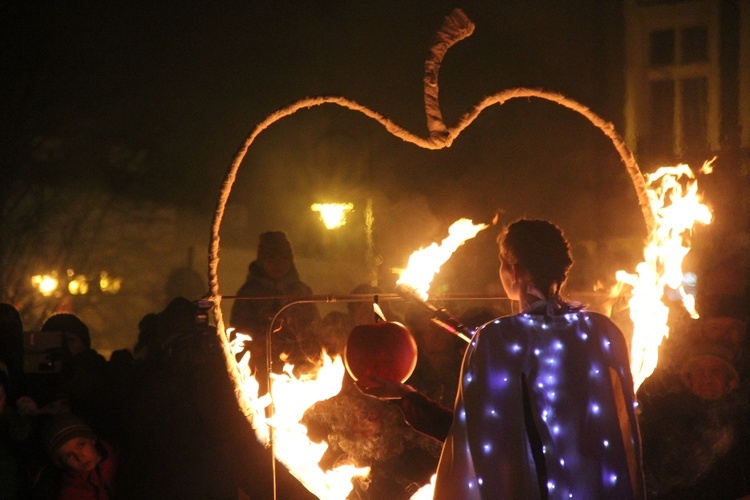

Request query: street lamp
[
  {"left": 99, "top": 271, "right": 122, "bottom": 294},
  {"left": 67, "top": 270, "right": 89, "bottom": 295},
  {"left": 31, "top": 269, "right": 122, "bottom": 297},
  {"left": 311, "top": 200, "right": 379, "bottom": 286},
  {"left": 310, "top": 202, "right": 354, "bottom": 229},
  {"left": 31, "top": 273, "right": 59, "bottom": 296}
]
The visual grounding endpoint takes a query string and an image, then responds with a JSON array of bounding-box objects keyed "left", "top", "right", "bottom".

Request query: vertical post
[{"left": 365, "top": 197, "right": 377, "bottom": 286}]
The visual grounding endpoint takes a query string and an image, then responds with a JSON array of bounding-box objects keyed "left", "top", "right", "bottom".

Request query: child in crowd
[{"left": 41, "top": 412, "right": 117, "bottom": 500}]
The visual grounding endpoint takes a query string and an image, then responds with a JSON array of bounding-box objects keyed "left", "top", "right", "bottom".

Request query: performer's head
[{"left": 497, "top": 219, "right": 573, "bottom": 302}]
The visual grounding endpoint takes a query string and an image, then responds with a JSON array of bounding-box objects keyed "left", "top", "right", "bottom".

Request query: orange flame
[
  {"left": 396, "top": 218, "right": 487, "bottom": 499},
  {"left": 397, "top": 218, "right": 489, "bottom": 300},
  {"left": 228, "top": 330, "right": 370, "bottom": 497},
  {"left": 226, "top": 219, "right": 486, "bottom": 499},
  {"left": 617, "top": 160, "right": 713, "bottom": 391}
]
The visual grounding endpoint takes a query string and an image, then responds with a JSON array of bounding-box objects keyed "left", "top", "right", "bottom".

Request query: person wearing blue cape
[{"left": 433, "top": 219, "right": 645, "bottom": 499}]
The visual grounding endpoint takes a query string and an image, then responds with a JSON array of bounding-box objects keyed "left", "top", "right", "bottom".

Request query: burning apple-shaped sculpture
[{"left": 344, "top": 321, "right": 418, "bottom": 384}]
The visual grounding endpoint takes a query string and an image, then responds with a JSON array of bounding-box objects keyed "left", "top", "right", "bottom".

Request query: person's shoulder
[
  {"left": 234, "top": 280, "right": 252, "bottom": 296},
  {"left": 472, "top": 315, "right": 522, "bottom": 342},
  {"left": 468, "top": 316, "right": 532, "bottom": 364},
  {"left": 236, "top": 275, "right": 274, "bottom": 296},
  {"left": 577, "top": 309, "right": 621, "bottom": 329},
  {"left": 574, "top": 310, "right": 630, "bottom": 351},
  {"left": 74, "top": 349, "right": 107, "bottom": 368},
  {"left": 475, "top": 314, "right": 511, "bottom": 330}
]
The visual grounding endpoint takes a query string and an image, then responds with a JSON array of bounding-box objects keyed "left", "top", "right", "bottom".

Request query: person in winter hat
[
  {"left": 638, "top": 312, "right": 750, "bottom": 499},
  {"left": 229, "top": 231, "right": 319, "bottom": 395},
  {"left": 680, "top": 341, "right": 739, "bottom": 400},
  {"left": 41, "top": 313, "right": 91, "bottom": 355},
  {"left": 42, "top": 412, "right": 118, "bottom": 499},
  {"left": 38, "top": 313, "right": 110, "bottom": 436}
]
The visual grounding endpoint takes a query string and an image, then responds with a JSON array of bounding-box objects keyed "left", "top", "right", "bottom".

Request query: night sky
[{"left": 2, "top": 1, "right": 649, "bottom": 349}]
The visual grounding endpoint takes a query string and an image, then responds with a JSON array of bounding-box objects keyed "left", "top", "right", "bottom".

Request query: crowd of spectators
[
  {"left": 0, "top": 230, "right": 747, "bottom": 499},
  {"left": 0, "top": 297, "right": 317, "bottom": 500},
  {"left": 2, "top": 288, "right": 749, "bottom": 499},
  {"left": 637, "top": 293, "right": 750, "bottom": 499}
]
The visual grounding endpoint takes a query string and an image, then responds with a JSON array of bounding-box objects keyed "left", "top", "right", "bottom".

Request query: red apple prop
[{"left": 344, "top": 321, "right": 418, "bottom": 384}]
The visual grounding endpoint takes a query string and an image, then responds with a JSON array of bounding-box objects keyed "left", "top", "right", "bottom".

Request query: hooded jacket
[{"left": 229, "top": 260, "right": 318, "bottom": 339}]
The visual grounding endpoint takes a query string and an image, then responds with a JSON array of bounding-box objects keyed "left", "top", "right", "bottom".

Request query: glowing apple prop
[{"left": 344, "top": 321, "right": 418, "bottom": 384}]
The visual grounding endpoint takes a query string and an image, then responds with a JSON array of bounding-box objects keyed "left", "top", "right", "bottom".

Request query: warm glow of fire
[
  {"left": 616, "top": 160, "right": 713, "bottom": 391},
  {"left": 397, "top": 218, "right": 489, "bottom": 300},
  {"left": 228, "top": 330, "right": 370, "bottom": 498},
  {"left": 31, "top": 273, "right": 59, "bottom": 296},
  {"left": 410, "top": 474, "right": 437, "bottom": 498},
  {"left": 224, "top": 219, "right": 486, "bottom": 498},
  {"left": 227, "top": 175, "right": 713, "bottom": 498},
  {"left": 311, "top": 202, "right": 354, "bottom": 229}
]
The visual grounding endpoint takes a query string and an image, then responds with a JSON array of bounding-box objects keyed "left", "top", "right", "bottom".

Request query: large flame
[
  {"left": 395, "top": 219, "right": 487, "bottom": 500},
  {"left": 408, "top": 164, "right": 713, "bottom": 499},
  {"left": 617, "top": 160, "right": 713, "bottom": 391},
  {"left": 228, "top": 330, "right": 370, "bottom": 498},
  {"left": 397, "top": 218, "right": 489, "bottom": 300},
  {"left": 226, "top": 219, "right": 486, "bottom": 499},
  {"left": 226, "top": 183, "right": 714, "bottom": 499}
]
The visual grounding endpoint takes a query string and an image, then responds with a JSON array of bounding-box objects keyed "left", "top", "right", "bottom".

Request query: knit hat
[
  {"left": 42, "top": 413, "right": 97, "bottom": 464},
  {"left": 257, "top": 231, "right": 293, "bottom": 260},
  {"left": 157, "top": 296, "right": 197, "bottom": 340},
  {"left": 41, "top": 313, "right": 91, "bottom": 349},
  {"left": 680, "top": 341, "right": 739, "bottom": 388}
]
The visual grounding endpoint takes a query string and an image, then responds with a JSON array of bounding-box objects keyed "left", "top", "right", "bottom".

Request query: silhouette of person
[{"left": 229, "top": 231, "right": 319, "bottom": 394}]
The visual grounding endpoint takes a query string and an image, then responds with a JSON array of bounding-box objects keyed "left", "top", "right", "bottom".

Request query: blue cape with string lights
[{"left": 434, "top": 301, "right": 645, "bottom": 499}]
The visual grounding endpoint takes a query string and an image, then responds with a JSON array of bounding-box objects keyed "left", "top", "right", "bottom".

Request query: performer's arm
[{"left": 397, "top": 391, "right": 453, "bottom": 442}]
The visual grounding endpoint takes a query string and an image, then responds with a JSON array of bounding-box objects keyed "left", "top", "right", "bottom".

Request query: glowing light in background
[
  {"left": 397, "top": 218, "right": 489, "bottom": 300},
  {"left": 311, "top": 202, "right": 354, "bottom": 229},
  {"left": 616, "top": 160, "right": 713, "bottom": 391},
  {"left": 32, "top": 269, "right": 122, "bottom": 297},
  {"left": 31, "top": 273, "right": 59, "bottom": 296},
  {"left": 67, "top": 269, "right": 90, "bottom": 295},
  {"left": 99, "top": 271, "right": 122, "bottom": 294}
]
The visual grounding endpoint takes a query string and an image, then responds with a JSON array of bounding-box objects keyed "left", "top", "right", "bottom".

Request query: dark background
[{"left": 2, "top": 1, "right": 666, "bottom": 353}]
